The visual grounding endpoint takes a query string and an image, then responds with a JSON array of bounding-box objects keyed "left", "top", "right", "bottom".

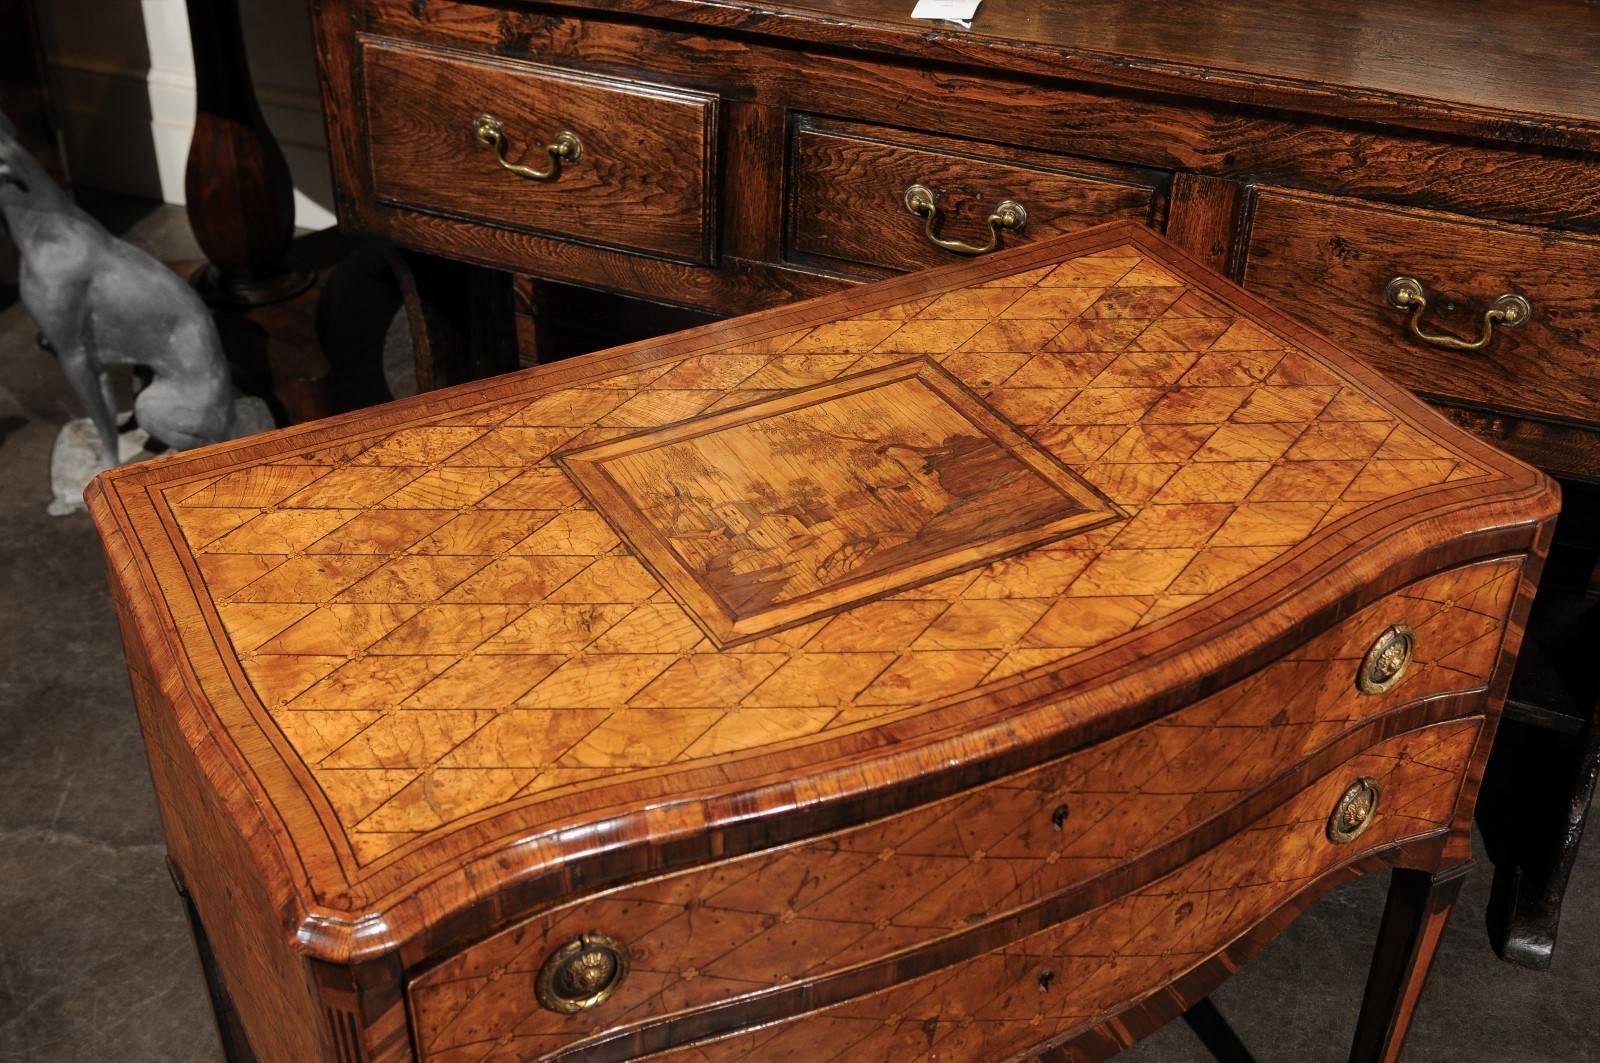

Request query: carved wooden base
[{"left": 191, "top": 262, "right": 316, "bottom": 309}]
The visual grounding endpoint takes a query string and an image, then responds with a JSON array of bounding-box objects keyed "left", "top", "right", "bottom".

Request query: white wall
[{"left": 35, "top": 0, "right": 337, "bottom": 230}]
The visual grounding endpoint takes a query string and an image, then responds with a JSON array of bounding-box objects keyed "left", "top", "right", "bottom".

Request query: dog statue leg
[{"left": 57, "top": 343, "right": 122, "bottom": 468}]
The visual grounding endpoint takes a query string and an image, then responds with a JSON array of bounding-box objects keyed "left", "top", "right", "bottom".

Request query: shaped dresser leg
[
  {"left": 388, "top": 247, "right": 519, "bottom": 391},
  {"left": 1348, "top": 862, "right": 1469, "bottom": 1063},
  {"left": 167, "top": 859, "right": 257, "bottom": 1063}
]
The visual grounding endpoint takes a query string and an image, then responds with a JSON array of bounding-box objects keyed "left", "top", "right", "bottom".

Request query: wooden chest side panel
[
  {"left": 405, "top": 559, "right": 1516, "bottom": 1059},
  {"left": 99, "top": 525, "right": 330, "bottom": 1063},
  {"left": 647, "top": 717, "right": 1480, "bottom": 1063}
]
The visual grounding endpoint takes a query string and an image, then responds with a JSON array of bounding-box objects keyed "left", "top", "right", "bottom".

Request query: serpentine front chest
[{"left": 90, "top": 221, "right": 1556, "bottom": 1062}]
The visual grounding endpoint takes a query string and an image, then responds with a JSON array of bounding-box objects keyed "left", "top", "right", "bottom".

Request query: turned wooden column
[
  {"left": 184, "top": 0, "right": 310, "bottom": 304},
  {"left": 183, "top": 0, "right": 330, "bottom": 422}
]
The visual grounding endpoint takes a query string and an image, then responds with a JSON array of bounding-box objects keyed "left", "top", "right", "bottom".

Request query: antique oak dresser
[
  {"left": 308, "top": 0, "right": 1600, "bottom": 968},
  {"left": 94, "top": 224, "right": 1556, "bottom": 1061}
]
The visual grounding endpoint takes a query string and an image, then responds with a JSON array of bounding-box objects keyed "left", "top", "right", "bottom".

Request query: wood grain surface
[
  {"left": 1242, "top": 187, "right": 1600, "bottom": 429},
  {"left": 786, "top": 120, "right": 1159, "bottom": 275},
  {"left": 360, "top": 2, "right": 1600, "bottom": 235},
  {"left": 90, "top": 223, "right": 1555, "bottom": 970},
  {"left": 361, "top": 38, "right": 718, "bottom": 263},
  {"left": 511, "top": 0, "right": 1600, "bottom": 151}
]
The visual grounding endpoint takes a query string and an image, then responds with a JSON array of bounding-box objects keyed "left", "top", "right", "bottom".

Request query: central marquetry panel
[{"left": 560, "top": 359, "right": 1120, "bottom": 644}]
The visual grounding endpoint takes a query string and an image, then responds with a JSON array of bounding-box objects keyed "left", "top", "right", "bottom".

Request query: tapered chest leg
[{"left": 1348, "top": 863, "right": 1469, "bottom": 1063}]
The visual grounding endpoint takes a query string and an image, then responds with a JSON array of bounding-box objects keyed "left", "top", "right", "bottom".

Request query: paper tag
[{"left": 910, "top": 0, "right": 980, "bottom": 24}]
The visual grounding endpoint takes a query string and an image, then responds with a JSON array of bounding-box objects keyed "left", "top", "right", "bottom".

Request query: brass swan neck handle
[
  {"left": 903, "top": 183, "right": 1027, "bottom": 256},
  {"left": 1384, "top": 276, "right": 1531, "bottom": 353},
  {"left": 473, "top": 114, "right": 582, "bottom": 183}
]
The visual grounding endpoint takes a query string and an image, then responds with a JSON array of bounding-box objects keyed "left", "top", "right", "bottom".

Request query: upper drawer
[
  {"left": 405, "top": 558, "right": 1518, "bottom": 1061},
  {"left": 786, "top": 118, "right": 1160, "bottom": 275},
  {"left": 1241, "top": 188, "right": 1600, "bottom": 427},
  {"left": 359, "top": 39, "right": 718, "bottom": 264}
]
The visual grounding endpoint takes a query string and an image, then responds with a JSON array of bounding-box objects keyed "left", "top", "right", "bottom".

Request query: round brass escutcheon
[
  {"left": 1357, "top": 622, "right": 1416, "bottom": 695},
  {"left": 535, "top": 932, "right": 630, "bottom": 1014},
  {"left": 1327, "top": 776, "right": 1382, "bottom": 844}
]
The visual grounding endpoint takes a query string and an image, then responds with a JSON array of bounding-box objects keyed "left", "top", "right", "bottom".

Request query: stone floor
[{"left": 1, "top": 198, "right": 1598, "bottom": 1062}]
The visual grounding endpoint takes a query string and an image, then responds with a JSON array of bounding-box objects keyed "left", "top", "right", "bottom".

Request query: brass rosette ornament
[{"left": 536, "top": 932, "right": 630, "bottom": 1014}]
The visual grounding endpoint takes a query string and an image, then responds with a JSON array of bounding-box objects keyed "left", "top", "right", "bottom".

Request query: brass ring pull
[
  {"left": 1357, "top": 622, "right": 1415, "bottom": 695},
  {"left": 535, "top": 932, "right": 629, "bottom": 1013},
  {"left": 1384, "top": 276, "right": 1531, "bottom": 352},
  {"left": 1327, "top": 776, "right": 1382, "bottom": 844},
  {"left": 903, "top": 183, "right": 1028, "bottom": 256},
  {"left": 473, "top": 114, "right": 582, "bottom": 182}
]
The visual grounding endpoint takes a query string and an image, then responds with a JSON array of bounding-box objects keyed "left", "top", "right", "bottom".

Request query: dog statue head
[{"left": 0, "top": 111, "right": 51, "bottom": 206}]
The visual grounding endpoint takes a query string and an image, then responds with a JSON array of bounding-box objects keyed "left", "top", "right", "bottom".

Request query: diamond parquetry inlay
[{"left": 162, "top": 242, "right": 1483, "bottom": 863}]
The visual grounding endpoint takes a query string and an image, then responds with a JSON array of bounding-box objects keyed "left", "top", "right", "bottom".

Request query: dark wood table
[{"left": 305, "top": 0, "right": 1600, "bottom": 968}]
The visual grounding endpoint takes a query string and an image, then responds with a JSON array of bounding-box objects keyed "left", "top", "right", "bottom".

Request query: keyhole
[
  {"left": 1051, "top": 803, "right": 1070, "bottom": 831},
  {"left": 1038, "top": 968, "right": 1055, "bottom": 993}
]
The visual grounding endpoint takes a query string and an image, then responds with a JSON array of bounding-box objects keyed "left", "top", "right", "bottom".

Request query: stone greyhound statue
[{"left": 0, "top": 111, "right": 243, "bottom": 469}]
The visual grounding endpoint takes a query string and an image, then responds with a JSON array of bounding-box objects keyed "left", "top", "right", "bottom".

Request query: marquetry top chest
[{"left": 92, "top": 223, "right": 1556, "bottom": 1062}]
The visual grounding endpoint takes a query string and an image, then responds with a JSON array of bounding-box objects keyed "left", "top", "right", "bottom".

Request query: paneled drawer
[
  {"left": 786, "top": 118, "right": 1161, "bottom": 276},
  {"left": 654, "top": 717, "right": 1482, "bottom": 1061},
  {"left": 1241, "top": 187, "right": 1600, "bottom": 427},
  {"left": 360, "top": 39, "right": 718, "bottom": 264},
  {"left": 405, "top": 559, "right": 1517, "bottom": 1060}
]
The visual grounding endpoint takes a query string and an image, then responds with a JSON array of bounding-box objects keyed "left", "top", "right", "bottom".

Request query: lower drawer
[{"left": 650, "top": 717, "right": 1480, "bottom": 1062}]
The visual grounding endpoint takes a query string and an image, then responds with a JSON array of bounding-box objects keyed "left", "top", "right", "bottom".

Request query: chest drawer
[
  {"left": 360, "top": 39, "right": 719, "bottom": 264},
  {"left": 786, "top": 118, "right": 1161, "bottom": 276},
  {"left": 405, "top": 558, "right": 1517, "bottom": 1060},
  {"left": 651, "top": 716, "right": 1481, "bottom": 1062},
  {"left": 1241, "top": 187, "right": 1600, "bottom": 427}
]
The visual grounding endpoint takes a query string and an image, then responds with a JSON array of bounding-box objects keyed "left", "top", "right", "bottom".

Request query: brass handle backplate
[
  {"left": 536, "top": 932, "right": 629, "bottom": 1013},
  {"left": 903, "top": 183, "right": 1027, "bottom": 256},
  {"left": 1327, "top": 776, "right": 1382, "bottom": 844},
  {"left": 473, "top": 114, "right": 581, "bottom": 182},
  {"left": 1358, "top": 622, "right": 1416, "bottom": 695},
  {"left": 1384, "top": 276, "right": 1531, "bottom": 352}
]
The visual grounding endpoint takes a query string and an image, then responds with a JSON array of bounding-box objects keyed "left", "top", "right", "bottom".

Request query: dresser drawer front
[
  {"left": 1242, "top": 188, "right": 1600, "bottom": 426},
  {"left": 405, "top": 559, "right": 1516, "bottom": 1059},
  {"left": 651, "top": 717, "right": 1481, "bottom": 1061},
  {"left": 786, "top": 119, "right": 1159, "bottom": 275},
  {"left": 360, "top": 39, "right": 718, "bottom": 264}
]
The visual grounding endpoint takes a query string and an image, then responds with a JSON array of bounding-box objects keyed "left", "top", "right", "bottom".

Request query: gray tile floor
[{"left": 2, "top": 199, "right": 1598, "bottom": 1062}]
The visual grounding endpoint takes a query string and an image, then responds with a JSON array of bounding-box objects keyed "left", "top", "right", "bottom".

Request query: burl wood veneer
[{"left": 92, "top": 225, "right": 1556, "bottom": 1061}]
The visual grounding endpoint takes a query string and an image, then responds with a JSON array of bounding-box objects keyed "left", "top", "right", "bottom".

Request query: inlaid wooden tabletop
[{"left": 89, "top": 221, "right": 1548, "bottom": 950}]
